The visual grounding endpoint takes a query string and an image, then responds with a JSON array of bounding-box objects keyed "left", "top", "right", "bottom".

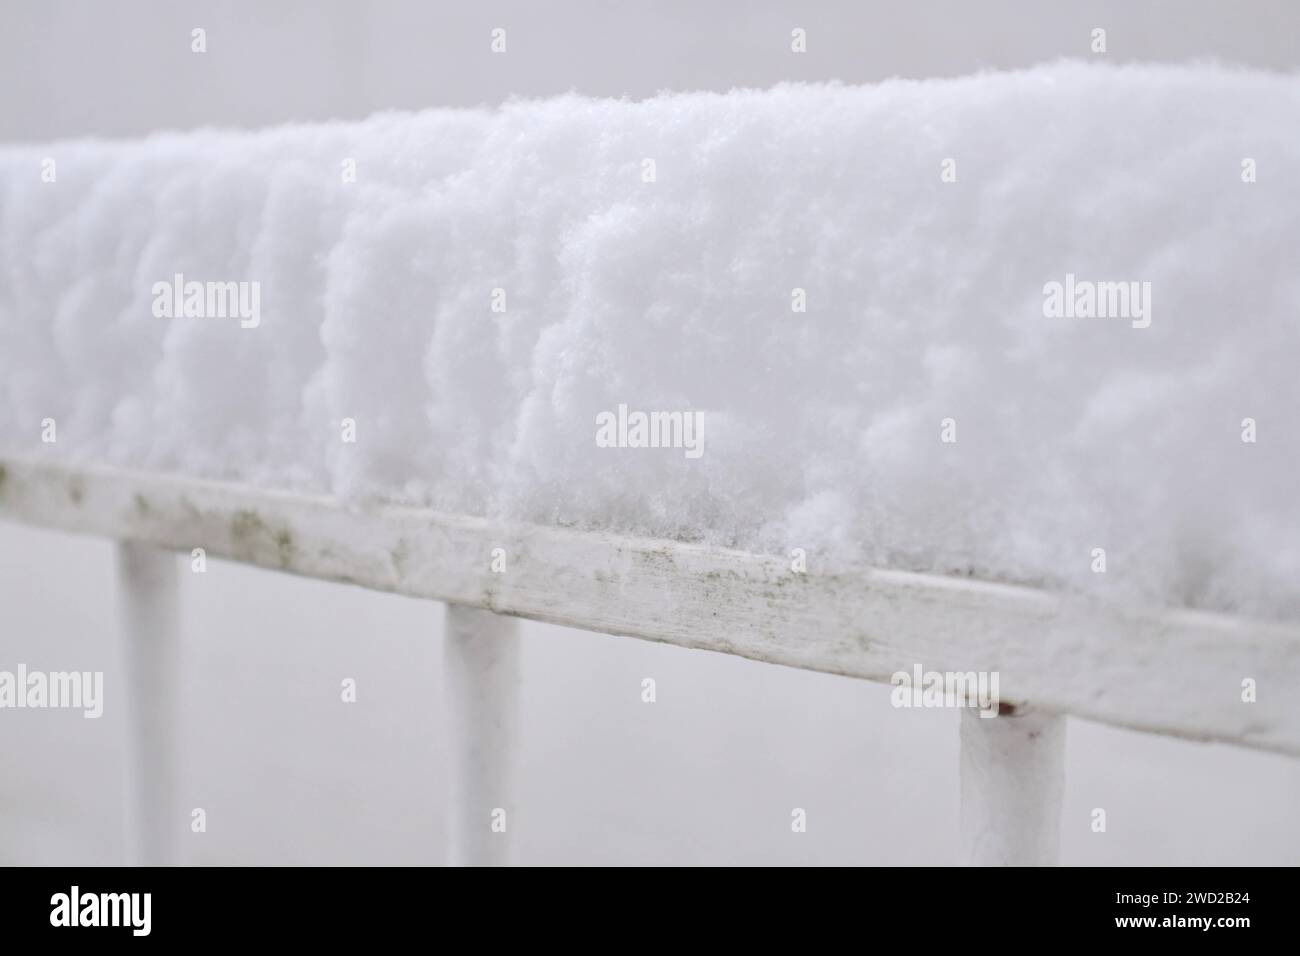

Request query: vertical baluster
[
  {"left": 443, "top": 604, "right": 521, "bottom": 866},
  {"left": 959, "top": 708, "right": 1066, "bottom": 866},
  {"left": 117, "top": 541, "right": 180, "bottom": 866}
]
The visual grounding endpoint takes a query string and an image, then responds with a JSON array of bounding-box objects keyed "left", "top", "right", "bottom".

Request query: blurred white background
[{"left": 2, "top": 0, "right": 1298, "bottom": 864}]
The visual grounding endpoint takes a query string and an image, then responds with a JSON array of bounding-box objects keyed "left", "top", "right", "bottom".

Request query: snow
[{"left": 1, "top": 61, "right": 1297, "bottom": 618}]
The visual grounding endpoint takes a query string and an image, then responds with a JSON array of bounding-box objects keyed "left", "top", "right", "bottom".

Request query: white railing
[{"left": 2, "top": 456, "right": 1298, "bottom": 865}]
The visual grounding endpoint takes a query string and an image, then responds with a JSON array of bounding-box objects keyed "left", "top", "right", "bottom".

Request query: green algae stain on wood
[{"left": 229, "top": 508, "right": 297, "bottom": 569}]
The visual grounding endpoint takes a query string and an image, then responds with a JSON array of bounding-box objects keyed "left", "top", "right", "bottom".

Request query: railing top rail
[{"left": 2, "top": 455, "right": 1298, "bottom": 756}]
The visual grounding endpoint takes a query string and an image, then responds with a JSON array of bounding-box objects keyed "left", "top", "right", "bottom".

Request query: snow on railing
[{"left": 2, "top": 455, "right": 1298, "bottom": 865}]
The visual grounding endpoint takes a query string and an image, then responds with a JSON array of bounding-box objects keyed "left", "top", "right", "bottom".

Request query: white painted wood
[
  {"left": 116, "top": 540, "right": 180, "bottom": 866},
  {"left": 959, "top": 709, "right": 1066, "bottom": 866},
  {"left": 444, "top": 604, "right": 520, "bottom": 867},
  {"left": 3, "top": 457, "right": 1299, "bottom": 755}
]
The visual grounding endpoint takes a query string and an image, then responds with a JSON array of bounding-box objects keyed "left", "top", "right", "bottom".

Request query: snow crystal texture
[{"left": 1, "top": 62, "right": 1298, "bottom": 617}]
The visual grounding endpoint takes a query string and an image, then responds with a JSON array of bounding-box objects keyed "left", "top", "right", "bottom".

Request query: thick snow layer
[{"left": 1, "top": 62, "right": 1298, "bottom": 617}]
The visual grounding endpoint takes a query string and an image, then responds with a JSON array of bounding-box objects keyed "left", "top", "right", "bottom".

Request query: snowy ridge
[{"left": 1, "top": 62, "right": 1297, "bottom": 617}]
